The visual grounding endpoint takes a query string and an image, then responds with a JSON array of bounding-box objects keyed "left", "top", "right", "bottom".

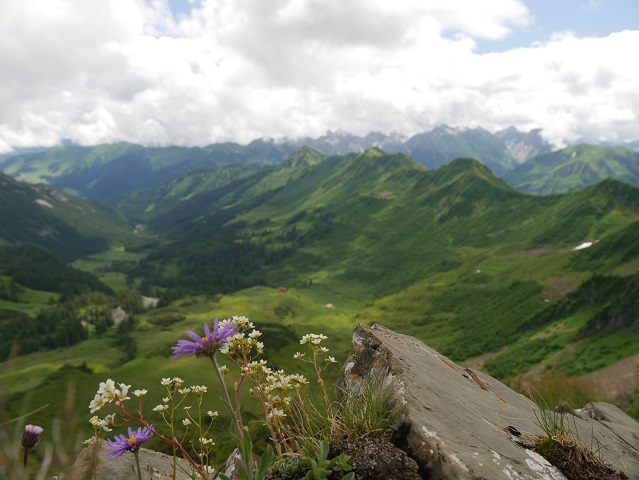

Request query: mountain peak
[
  {"left": 361, "top": 146, "right": 385, "bottom": 158},
  {"left": 282, "top": 146, "right": 328, "bottom": 168}
]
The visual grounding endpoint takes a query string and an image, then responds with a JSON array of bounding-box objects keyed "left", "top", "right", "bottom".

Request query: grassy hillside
[
  {"left": 0, "top": 172, "right": 135, "bottom": 260},
  {"left": 503, "top": 143, "right": 639, "bottom": 195},
  {"left": 132, "top": 150, "right": 639, "bottom": 296},
  {"left": 1, "top": 142, "right": 293, "bottom": 199}
]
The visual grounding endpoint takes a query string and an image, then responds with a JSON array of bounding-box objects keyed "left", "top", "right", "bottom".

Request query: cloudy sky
[{"left": 1, "top": 0, "right": 638, "bottom": 152}]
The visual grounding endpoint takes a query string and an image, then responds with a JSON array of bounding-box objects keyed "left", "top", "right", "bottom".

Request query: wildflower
[
  {"left": 225, "top": 316, "right": 254, "bottom": 331},
  {"left": 116, "top": 383, "right": 131, "bottom": 404},
  {"left": 248, "top": 330, "right": 262, "bottom": 339},
  {"left": 89, "top": 416, "right": 112, "bottom": 432},
  {"left": 207, "top": 411, "right": 218, "bottom": 418},
  {"left": 190, "top": 385, "right": 207, "bottom": 395},
  {"left": 197, "top": 465, "right": 216, "bottom": 478},
  {"left": 88, "top": 379, "right": 131, "bottom": 412},
  {"left": 97, "top": 379, "right": 116, "bottom": 396},
  {"left": 89, "top": 394, "right": 106, "bottom": 413},
  {"left": 325, "top": 356, "right": 337, "bottom": 364},
  {"left": 200, "top": 438, "right": 214, "bottom": 446},
  {"left": 266, "top": 408, "right": 287, "bottom": 420},
  {"left": 133, "top": 389, "right": 147, "bottom": 398},
  {"left": 21, "top": 424, "right": 43, "bottom": 449},
  {"left": 160, "top": 377, "right": 184, "bottom": 388},
  {"left": 105, "top": 425, "right": 154, "bottom": 459},
  {"left": 172, "top": 318, "right": 238, "bottom": 359},
  {"left": 293, "top": 352, "right": 305, "bottom": 359},
  {"left": 182, "top": 419, "right": 192, "bottom": 426},
  {"left": 153, "top": 404, "right": 168, "bottom": 412},
  {"left": 300, "top": 333, "right": 328, "bottom": 346}
]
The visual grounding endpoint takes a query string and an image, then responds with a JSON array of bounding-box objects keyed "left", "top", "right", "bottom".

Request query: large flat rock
[{"left": 339, "top": 323, "right": 639, "bottom": 479}]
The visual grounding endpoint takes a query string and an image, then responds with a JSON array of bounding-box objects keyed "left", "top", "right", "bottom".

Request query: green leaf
[
  {"left": 255, "top": 445, "right": 274, "bottom": 479},
  {"left": 318, "top": 440, "right": 329, "bottom": 460}
]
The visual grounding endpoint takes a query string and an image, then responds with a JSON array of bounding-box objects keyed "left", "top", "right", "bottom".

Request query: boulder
[
  {"left": 65, "top": 440, "right": 193, "bottom": 480},
  {"left": 338, "top": 323, "right": 639, "bottom": 479}
]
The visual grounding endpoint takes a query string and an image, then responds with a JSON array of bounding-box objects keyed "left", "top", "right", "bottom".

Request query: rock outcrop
[{"left": 338, "top": 323, "right": 639, "bottom": 479}]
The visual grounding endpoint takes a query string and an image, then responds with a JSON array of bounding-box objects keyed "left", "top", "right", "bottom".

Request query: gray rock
[
  {"left": 338, "top": 323, "right": 639, "bottom": 480},
  {"left": 65, "top": 440, "right": 194, "bottom": 480},
  {"left": 581, "top": 402, "right": 639, "bottom": 452}
]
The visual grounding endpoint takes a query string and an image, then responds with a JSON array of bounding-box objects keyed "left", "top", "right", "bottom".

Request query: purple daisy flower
[
  {"left": 105, "top": 425, "right": 154, "bottom": 459},
  {"left": 171, "top": 317, "right": 238, "bottom": 359}
]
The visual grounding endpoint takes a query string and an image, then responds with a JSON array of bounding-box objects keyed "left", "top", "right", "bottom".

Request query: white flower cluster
[
  {"left": 199, "top": 437, "right": 214, "bottom": 446},
  {"left": 153, "top": 404, "right": 168, "bottom": 412},
  {"left": 266, "top": 407, "right": 287, "bottom": 421},
  {"left": 221, "top": 316, "right": 254, "bottom": 331},
  {"left": 241, "top": 359, "right": 272, "bottom": 376},
  {"left": 89, "top": 413, "right": 115, "bottom": 432},
  {"left": 196, "top": 465, "right": 216, "bottom": 478},
  {"left": 190, "top": 385, "right": 207, "bottom": 395},
  {"left": 300, "top": 333, "right": 327, "bottom": 346},
  {"left": 161, "top": 377, "right": 184, "bottom": 389},
  {"left": 262, "top": 370, "right": 308, "bottom": 395},
  {"left": 89, "top": 379, "right": 131, "bottom": 413},
  {"left": 220, "top": 327, "right": 264, "bottom": 357}
]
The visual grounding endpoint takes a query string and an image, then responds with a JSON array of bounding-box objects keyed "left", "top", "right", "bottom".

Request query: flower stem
[
  {"left": 210, "top": 355, "right": 244, "bottom": 441},
  {"left": 134, "top": 450, "right": 142, "bottom": 480},
  {"left": 22, "top": 448, "right": 28, "bottom": 480}
]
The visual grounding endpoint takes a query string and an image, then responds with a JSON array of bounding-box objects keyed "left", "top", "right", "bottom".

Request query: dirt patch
[
  {"left": 581, "top": 353, "right": 639, "bottom": 401},
  {"left": 544, "top": 276, "right": 580, "bottom": 300}
]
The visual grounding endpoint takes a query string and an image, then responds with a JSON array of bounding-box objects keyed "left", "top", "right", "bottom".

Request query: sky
[{"left": 0, "top": 0, "right": 638, "bottom": 153}]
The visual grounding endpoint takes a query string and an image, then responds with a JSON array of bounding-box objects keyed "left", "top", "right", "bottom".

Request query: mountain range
[
  {"left": 4, "top": 125, "right": 639, "bottom": 203},
  {"left": 0, "top": 126, "right": 554, "bottom": 199}
]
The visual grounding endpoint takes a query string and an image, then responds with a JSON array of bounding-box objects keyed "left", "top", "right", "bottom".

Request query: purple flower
[
  {"left": 171, "top": 318, "right": 237, "bottom": 359},
  {"left": 105, "top": 425, "right": 154, "bottom": 459},
  {"left": 21, "top": 424, "right": 43, "bottom": 449}
]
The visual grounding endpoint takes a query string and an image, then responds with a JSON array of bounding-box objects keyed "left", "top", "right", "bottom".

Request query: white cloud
[{"left": 0, "top": 0, "right": 637, "bottom": 153}]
